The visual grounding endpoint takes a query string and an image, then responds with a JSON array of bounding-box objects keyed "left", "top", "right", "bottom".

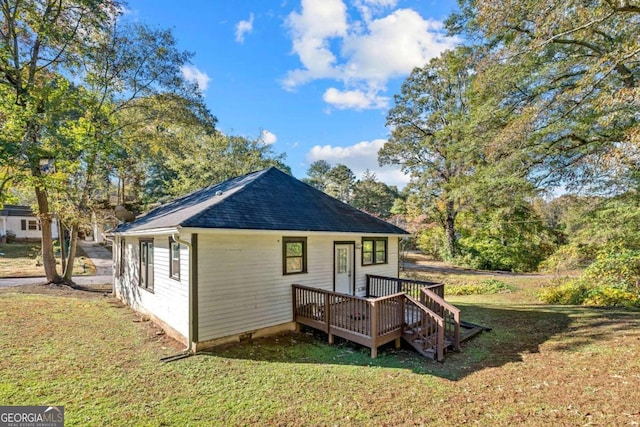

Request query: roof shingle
[{"left": 114, "top": 167, "right": 408, "bottom": 235}]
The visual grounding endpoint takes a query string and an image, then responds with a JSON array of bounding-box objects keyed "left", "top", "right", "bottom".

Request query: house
[
  {"left": 0, "top": 204, "right": 59, "bottom": 242},
  {"left": 111, "top": 167, "right": 412, "bottom": 352}
]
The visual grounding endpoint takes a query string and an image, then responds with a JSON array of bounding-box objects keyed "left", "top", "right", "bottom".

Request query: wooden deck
[{"left": 293, "top": 275, "right": 486, "bottom": 361}]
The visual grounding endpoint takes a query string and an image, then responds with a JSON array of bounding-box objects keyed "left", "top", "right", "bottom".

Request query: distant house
[
  {"left": 111, "top": 167, "right": 410, "bottom": 351},
  {"left": 0, "top": 205, "right": 59, "bottom": 242}
]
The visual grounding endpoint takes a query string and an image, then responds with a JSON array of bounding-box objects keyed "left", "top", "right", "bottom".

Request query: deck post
[
  {"left": 292, "top": 284, "right": 297, "bottom": 324},
  {"left": 394, "top": 337, "right": 401, "bottom": 349},
  {"left": 370, "top": 299, "right": 378, "bottom": 358},
  {"left": 324, "top": 291, "right": 331, "bottom": 334}
]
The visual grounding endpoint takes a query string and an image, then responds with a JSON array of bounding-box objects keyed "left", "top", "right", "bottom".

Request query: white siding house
[
  {"left": 112, "top": 168, "right": 409, "bottom": 350},
  {"left": 0, "top": 205, "right": 59, "bottom": 241}
]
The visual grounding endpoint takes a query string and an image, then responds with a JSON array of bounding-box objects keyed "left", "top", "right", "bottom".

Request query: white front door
[{"left": 335, "top": 244, "right": 354, "bottom": 294}]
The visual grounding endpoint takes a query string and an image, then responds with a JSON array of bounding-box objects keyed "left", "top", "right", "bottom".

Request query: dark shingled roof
[
  {"left": 0, "top": 205, "right": 35, "bottom": 217},
  {"left": 114, "top": 167, "right": 408, "bottom": 235}
]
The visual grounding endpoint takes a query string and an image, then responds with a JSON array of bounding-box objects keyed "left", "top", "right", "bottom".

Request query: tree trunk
[
  {"left": 63, "top": 224, "right": 79, "bottom": 281},
  {"left": 58, "top": 221, "right": 66, "bottom": 274},
  {"left": 34, "top": 185, "right": 62, "bottom": 283},
  {"left": 444, "top": 200, "right": 458, "bottom": 258}
]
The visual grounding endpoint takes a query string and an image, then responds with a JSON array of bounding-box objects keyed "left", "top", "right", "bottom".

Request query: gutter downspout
[{"left": 160, "top": 232, "right": 194, "bottom": 362}]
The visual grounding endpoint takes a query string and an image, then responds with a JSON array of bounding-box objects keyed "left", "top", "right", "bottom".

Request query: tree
[
  {"left": 351, "top": 170, "right": 398, "bottom": 219},
  {"left": 0, "top": 0, "right": 118, "bottom": 282},
  {"left": 157, "top": 132, "right": 291, "bottom": 200},
  {"left": 303, "top": 161, "right": 355, "bottom": 203},
  {"left": 447, "top": 0, "right": 640, "bottom": 191},
  {"left": 0, "top": 2, "right": 208, "bottom": 283},
  {"left": 380, "top": 47, "right": 478, "bottom": 258},
  {"left": 303, "top": 160, "right": 331, "bottom": 191},
  {"left": 325, "top": 164, "right": 355, "bottom": 203}
]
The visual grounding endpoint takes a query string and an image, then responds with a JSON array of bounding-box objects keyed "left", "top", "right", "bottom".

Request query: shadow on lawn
[{"left": 194, "top": 303, "right": 635, "bottom": 380}]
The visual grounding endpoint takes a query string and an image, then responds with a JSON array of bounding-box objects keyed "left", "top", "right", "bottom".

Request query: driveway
[{"left": 0, "top": 240, "right": 113, "bottom": 287}]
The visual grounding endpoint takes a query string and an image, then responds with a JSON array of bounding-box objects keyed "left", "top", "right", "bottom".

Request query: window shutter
[{"left": 21, "top": 219, "right": 26, "bottom": 230}]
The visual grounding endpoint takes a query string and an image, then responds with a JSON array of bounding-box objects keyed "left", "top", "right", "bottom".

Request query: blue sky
[{"left": 125, "top": 0, "right": 460, "bottom": 188}]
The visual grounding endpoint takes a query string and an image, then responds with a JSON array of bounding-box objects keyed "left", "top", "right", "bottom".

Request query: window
[
  {"left": 283, "top": 237, "right": 307, "bottom": 275},
  {"left": 21, "top": 219, "right": 40, "bottom": 231},
  {"left": 139, "top": 239, "right": 154, "bottom": 292},
  {"left": 362, "top": 237, "right": 387, "bottom": 265},
  {"left": 170, "top": 238, "right": 180, "bottom": 280}
]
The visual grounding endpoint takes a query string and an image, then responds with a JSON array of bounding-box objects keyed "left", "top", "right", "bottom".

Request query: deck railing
[
  {"left": 366, "top": 274, "right": 444, "bottom": 299},
  {"left": 292, "top": 284, "right": 404, "bottom": 358},
  {"left": 293, "top": 277, "right": 461, "bottom": 360}
]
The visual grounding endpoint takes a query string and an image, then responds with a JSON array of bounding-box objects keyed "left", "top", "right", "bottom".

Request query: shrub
[
  {"left": 582, "top": 246, "right": 640, "bottom": 291},
  {"left": 583, "top": 287, "right": 640, "bottom": 308},
  {"left": 415, "top": 227, "right": 448, "bottom": 260},
  {"left": 539, "top": 244, "right": 640, "bottom": 308},
  {"left": 538, "top": 279, "right": 591, "bottom": 305},
  {"left": 539, "top": 278, "right": 640, "bottom": 308},
  {"left": 446, "top": 279, "right": 515, "bottom": 296},
  {"left": 538, "top": 244, "right": 596, "bottom": 273}
]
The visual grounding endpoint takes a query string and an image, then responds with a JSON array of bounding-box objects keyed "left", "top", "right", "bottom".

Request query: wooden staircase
[{"left": 400, "top": 287, "right": 489, "bottom": 361}]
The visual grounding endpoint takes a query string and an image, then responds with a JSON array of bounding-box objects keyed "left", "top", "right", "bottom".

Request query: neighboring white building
[
  {"left": 111, "top": 167, "right": 409, "bottom": 351},
  {"left": 0, "top": 205, "right": 59, "bottom": 241}
]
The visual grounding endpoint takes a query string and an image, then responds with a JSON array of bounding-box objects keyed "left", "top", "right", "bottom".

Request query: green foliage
[
  {"left": 303, "top": 161, "right": 355, "bottom": 203},
  {"left": 540, "top": 194, "right": 640, "bottom": 273},
  {"left": 583, "top": 246, "right": 640, "bottom": 290},
  {"left": 539, "top": 246, "right": 640, "bottom": 308},
  {"left": 380, "top": 47, "right": 479, "bottom": 257},
  {"left": 350, "top": 171, "right": 398, "bottom": 218},
  {"left": 538, "top": 279, "right": 592, "bottom": 306},
  {"left": 446, "top": 279, "right": 515, "bottom": 296},
  {"left": 457, "top": 229, "right": 555, "bottom": 273},
  {"left": 449, "top": 1, "right": 640, "bottom": 189},
  {"left": 150, "top": 131, "right": 290, "bottom": 202},
  {"left": 303, "top": 160, "right": 332, "bottom": 191},
  {"left": 539, "top": 279, "right": 640, "bottom": 309},
  {"left": 538, "top": 244, "right": 595, "bottom": 273},
  {"left": 415, "top": 225, "right": 448, "bottom": 259}
]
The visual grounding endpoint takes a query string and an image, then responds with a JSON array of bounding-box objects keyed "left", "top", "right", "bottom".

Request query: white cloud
[
  {"left": 342, "top": 9, "right": 457, "bottom": 83},
  {"left": 353, "top": 0, "right": 397, "bottom": 23},
  {"left": 283, "top": 1, "right": 459, "bottom": 109},
  {"left": 323, "top": 87, "right": 389, "bottom": 110},
  {"left": 260, "top": 129, "right": 278, "bottom": 145},
  {"left": 235, "top": 13, "right": 255, "bottom": 43},
  {"left": 306, "top": 139, "right": 410, "bottom": 188},
  {"left": 282, "top": 0, "right": 348, "bottom": 89},
  {"left": 181, "top": 65, "right": 211, "bottom": 91}
]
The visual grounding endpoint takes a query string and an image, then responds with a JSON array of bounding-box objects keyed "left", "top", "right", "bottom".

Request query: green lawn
[
  {"left": 0, "top": 243, "right": 96, "bottom": 277},
  {"left": 1, "top": 275, "right": 639, "bottom": 426}
]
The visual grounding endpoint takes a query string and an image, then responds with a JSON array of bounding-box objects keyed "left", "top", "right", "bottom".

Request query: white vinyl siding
[
  {"left": 114, "top": 235, "right": 190, "bottom": 339},
  {"left": 196, "top": 233, "right": 400, "bottom": 342},
  {"left": 2, "top": 216, "right": 58, "bottom": 239}
]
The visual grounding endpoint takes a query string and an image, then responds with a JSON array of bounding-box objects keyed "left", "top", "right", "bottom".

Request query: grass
[
  {"left": 0, "top": 243, "right": 96, "bottom": 277},
  {"left": 1, "top": 274, "right": 639, "bottom": 426}
]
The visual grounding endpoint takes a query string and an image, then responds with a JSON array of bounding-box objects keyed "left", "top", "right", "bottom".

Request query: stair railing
[
  {"left": 420, "top": 287, "right": 460, "bottom": 352},
  {"left": 403, "top": 294, "right": 445, "bottom": 361}
]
